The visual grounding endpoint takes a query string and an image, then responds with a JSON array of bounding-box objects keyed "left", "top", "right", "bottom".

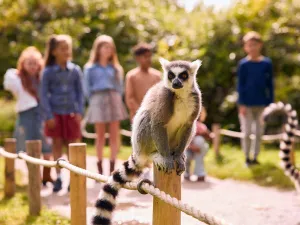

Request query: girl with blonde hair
[
  {"left": 84, "top": 35, "right": 128, "bottom": 174},
  {"left": 4, "top": 46, "right": 53, "bottom": 185}
]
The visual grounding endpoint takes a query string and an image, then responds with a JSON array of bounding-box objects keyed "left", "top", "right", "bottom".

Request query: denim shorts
[{"left": 14, "top": 106, "right": 51, "bottom": 154}]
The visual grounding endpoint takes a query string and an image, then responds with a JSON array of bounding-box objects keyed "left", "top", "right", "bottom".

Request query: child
[
  {"left": 125, "top": 43, "right": 161, "bottom": 120},
  {"left": 84, "top": 35, "right": 128, "bottom": 175},
  {"left": 237, "top": 31, "right": 274, "bottom": 166},
  {"left": 41, "top": 35, "right": 84, "bottom": 192},
  {"left": 184, "top": 107, "right": 212, "bottom": 182},
  {"left": 3, "top": 46, "right": 53, "bottom": 185}
]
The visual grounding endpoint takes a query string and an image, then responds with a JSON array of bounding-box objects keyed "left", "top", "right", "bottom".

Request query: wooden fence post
[
  {"left": 26, "top": 140, "right": 41, "bottom": 216},
  {"left": 4, "top": 138, "right": 16, "bottom": 198},
  {"left": 153, "top": 166, "right": 181, "bottom": 225},
  {"left": 212, "top": 123, "right": 221, "bottom": 157},
  {"left": 69, "top": 143, "right": 86, "bottom": 225}
]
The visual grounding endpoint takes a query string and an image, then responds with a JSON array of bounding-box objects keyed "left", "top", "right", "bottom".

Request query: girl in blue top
[
  {"left": 84, "top": 35, "right": 128, "bottom": 175},
  {"left": 41, "top": 34, "right": 84, "bottom": 192}
]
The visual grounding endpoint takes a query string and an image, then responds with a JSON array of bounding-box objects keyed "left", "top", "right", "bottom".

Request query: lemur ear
[
  {"left": 190, "top": 60, "right": 202, "bottom": 75},
  {"left": 159, "top": 57, "right": 170, "bottom": 71}
]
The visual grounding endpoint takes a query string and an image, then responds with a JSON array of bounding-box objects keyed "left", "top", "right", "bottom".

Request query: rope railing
[
  {"left": 81, "top": 118, "right": 132, "bottom": 139},
  {"left": 220, "top": 129, "right": 284, "bottom": 141},
  {"left": 82, "top": 117, "right": 300, "bottom": 141},
  {"left": 0, "top": 145, "right": 232, "bottom": 225}
]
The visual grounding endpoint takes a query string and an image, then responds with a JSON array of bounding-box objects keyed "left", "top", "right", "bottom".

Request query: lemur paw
[
  {"left": 153, "top": 155, "right": 174, "bottom": 174},
  {"left": 175, "top": 155, "right": 186, "bottom": 176}
]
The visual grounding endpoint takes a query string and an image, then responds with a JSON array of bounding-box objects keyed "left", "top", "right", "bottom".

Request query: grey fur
[
  {"left": 91, "top": 59, "right": 202, "bottom": 225},
  {"left": 131, "top": 59, "right": 202, "bottom": 174},
  {"left": 166, "top": 60, "right": 191, "bottom": 71}
]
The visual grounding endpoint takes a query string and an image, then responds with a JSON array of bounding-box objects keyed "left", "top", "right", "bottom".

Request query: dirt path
[{"left": 15, "top": 156, "right": 300, "bottom": 225}]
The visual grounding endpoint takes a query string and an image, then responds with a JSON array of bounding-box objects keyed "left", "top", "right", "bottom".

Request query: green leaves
[{"left": 0, "top": 0, "right": 299, "bottom": 129}]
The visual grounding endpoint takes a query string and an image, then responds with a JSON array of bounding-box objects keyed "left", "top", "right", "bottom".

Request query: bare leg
[
  {"left": 43, "top": 153, "right": 51, "bottom": 160},
  {"left": 109, "top": 121, "right": 120, "bottom": 161},
  {"left": 52, "top": 138, "right": 63, "bottom": 174},
  {"left": 95, "top": 123, "right": 106, "bottom": 161},
  {"left": 42, "top": 153, "right": 53, "bottom": 184}
]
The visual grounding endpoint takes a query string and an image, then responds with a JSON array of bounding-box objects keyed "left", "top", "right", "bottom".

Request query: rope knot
[
  {"left": 56, "top": 158, "right": 67, "bottom": 167},
  {"left": 137, "top": 179, "right": 153, "bottom": 195},
  {"left": 17, "top": 151, "right": 25, "bottom": 159}
]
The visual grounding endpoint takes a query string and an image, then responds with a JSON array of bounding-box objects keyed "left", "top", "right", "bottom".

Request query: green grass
[
  {"left": 0, "top": 99, "right": 16, "bottom": 132},
  {"left": 205, "top": 144, "right": 300, "bottom": 190},
  {"left": 0, "top": 158, "right": 70, "bottom": 225},
  {"left": 87, "top": 143, "right": 300, "bottom": 190}
]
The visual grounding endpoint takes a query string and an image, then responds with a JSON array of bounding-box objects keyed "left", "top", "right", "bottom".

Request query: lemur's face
[{"left": 159, "top": 58, "right": 201, "bottom": 92}]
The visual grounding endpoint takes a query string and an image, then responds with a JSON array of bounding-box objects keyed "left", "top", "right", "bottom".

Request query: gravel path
[{"left": 14, "top": 156, "right": 300, "bottom": 225}]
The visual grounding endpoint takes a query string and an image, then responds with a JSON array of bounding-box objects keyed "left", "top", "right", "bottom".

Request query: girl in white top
[{"left": 3, "top": 46, "right": 53, "bottom": 185}]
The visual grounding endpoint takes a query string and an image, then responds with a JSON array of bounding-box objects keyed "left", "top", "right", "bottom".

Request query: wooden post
[
  {"left": 26, "top": 140, "right": 41, "bottom": 216},
  {"left": 4, "top": 138, "right": 16, "bottom": 198},
  {"left": 153, "top": 166, "right": 181, "bottom": 225},
  {"left": 212, "top": 123, "right": 221, "bottom": 157},
  {"left": 69, "top": 143, "right": 86, "bottom": 225}
]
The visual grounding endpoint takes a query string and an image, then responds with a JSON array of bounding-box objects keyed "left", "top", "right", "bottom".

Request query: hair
[
  {"left": 132, "top": 42, "right": 152, "bottom": 56},
  {"left": 17, "top": 46, "right": 43, "bottom": 100},
  {"left": 44, "top": 34, "right": 72, "bottom": 66},
  {"left": 243, "top": 31, "right": 263, "bottom": 43},
  {"left": 86, "top": 35, "right": 123, "bottom": 80}
]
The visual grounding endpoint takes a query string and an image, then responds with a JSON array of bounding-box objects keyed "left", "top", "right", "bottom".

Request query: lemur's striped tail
[
  {"left": 263, "top": 102, "right": 299, "bottom": 191},
  {"left": 91, "top": 154, "right": 143, "bottom": 225}
]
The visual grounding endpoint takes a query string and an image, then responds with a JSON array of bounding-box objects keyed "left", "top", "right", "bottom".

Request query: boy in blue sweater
[{"left": 237, "top": 31, "right": 274, "bottom": 166}]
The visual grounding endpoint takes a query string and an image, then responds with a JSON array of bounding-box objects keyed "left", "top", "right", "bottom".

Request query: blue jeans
[
  {"left": 14, "top": 106, "right": 51, "bottom": 154},
  {"left": 184, "top": 136, "right": 209, "bottom": 177}
]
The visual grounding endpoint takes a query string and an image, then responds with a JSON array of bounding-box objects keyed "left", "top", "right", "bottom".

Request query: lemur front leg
[
  {"left": 173, "top": 123, "right": 195, "bottom": 175},
  {"left": 151, "top": 122, "right": 174, "bottom": 174}
]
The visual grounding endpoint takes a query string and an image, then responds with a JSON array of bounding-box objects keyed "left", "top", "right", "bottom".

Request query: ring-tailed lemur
[
  {"left": 91, "top": 58, "right": 202, "bottom": 225},
  {"left": 263, "top": 102, "right": 299, "bottom": 191}
]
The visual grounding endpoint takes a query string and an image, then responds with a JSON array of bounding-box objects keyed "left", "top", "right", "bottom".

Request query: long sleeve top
[
  {"left": 237, "top": 57, "right": 274, "bottom": 106},
  {"left": 40, "top": 61, "right": 84, "bottom": 120},
  {"left": 83, "top": 64, "right": 123, "bottom": 99},
  {"left": 3, "top": 68, "right": 38, "bottom": 112}
]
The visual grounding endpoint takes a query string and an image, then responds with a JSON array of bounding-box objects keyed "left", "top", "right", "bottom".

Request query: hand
[
  {"left": 239, "top": 105, "right": 247, "bottom": 116},
  {"left": 46, "top": 119, "right": 55, "bottom": 129},
  {"left": 153, "top": 154, "right": 174, "bottom": 174},
  {"left": 75, "top": 114, "right": 82, "bottom": 123},
  {"left": 189, "top": 145, "right": 201, "bottom": 153},
  {"left": 174, "top": 154, "right": 186, "bottom": 175},
  {"left": 209, "top": 132, "right": 215, "bottom": 139}
]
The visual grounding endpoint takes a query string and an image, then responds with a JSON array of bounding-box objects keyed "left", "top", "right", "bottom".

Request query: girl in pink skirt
[{"left": 84, "top": 35, "right": 128, "bottom": 174}]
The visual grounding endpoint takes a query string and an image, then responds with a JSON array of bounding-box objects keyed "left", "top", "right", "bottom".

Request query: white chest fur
[{"left": 166, "top": 95, "right": 195, "bottom": 135}]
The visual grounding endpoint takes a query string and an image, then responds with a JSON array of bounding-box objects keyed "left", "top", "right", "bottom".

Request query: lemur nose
[{"left": 172, "top": 79, "right": 183, "bottom": 89}]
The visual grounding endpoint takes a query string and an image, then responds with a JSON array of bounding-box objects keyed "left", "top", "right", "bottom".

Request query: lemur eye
[
  {"left": 168, "top": 71, "right": 175, "bottom": 80},
  {"left": 179, "top": 71, "right": 189, "bottom": 80}
]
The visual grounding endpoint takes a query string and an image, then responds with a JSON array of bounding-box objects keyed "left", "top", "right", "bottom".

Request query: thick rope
[
  {"left": 220, "top": 129, "right": 285, "bottom": 140},
  {"left": 0, "top": 147, "right": 231, "bottom": 225},
  {"left": 81, "top": 118, "right": 131, "bottom": 139},
  {"left": 0, "top": 147, "right": 18, "bottom": 159}
]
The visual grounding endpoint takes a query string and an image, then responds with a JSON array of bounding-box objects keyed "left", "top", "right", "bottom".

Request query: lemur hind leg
[{"left": 173, "top": 122, "right": 196, "bottom": 175}]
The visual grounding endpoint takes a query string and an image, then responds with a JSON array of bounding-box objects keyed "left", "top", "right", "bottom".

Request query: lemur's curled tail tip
[
  {"left": 92, "top": 155, "right": 143, "bottom": 225},
  {"left": 264, "top": 102, "right": 299, "bottom": 191}
]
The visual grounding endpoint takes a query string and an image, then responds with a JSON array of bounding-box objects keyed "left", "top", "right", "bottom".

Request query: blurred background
[
  {"left": 0, "top": 1, "right": 300, "bottom": 225},
  {"left": 0, "top": 0, "right": 300, "bottom": 141}
]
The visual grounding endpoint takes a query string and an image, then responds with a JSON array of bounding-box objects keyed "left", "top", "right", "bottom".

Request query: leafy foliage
[{"left": 0, "top": 0, "right": 299, "bottom": 131}]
